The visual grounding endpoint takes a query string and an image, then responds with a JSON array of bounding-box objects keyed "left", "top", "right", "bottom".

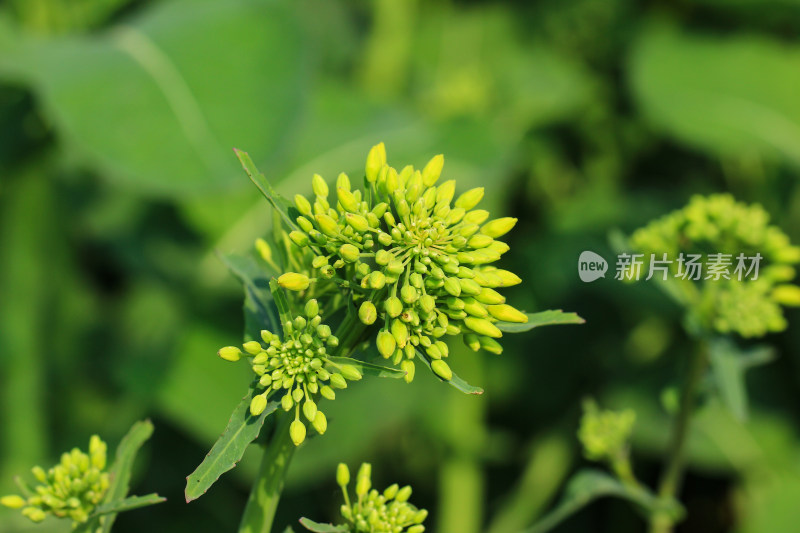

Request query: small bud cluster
[
  {"left": 630, "top": 194, "right": 800, "bottom": 337},
  {"left": 1, "top": 436, "right": 109, "bottom": 524},
  {"left": 577, "top": 400, "right": 636, "bottom": 463},
  {"left": 328, "top": 463, "right": 427, "bottom": 533},
  {"left": 218, "top": 299, "right": 363, "bottom": 446},
  {"left": 283, "top": 143, "right": 527, "bottom": 381}
]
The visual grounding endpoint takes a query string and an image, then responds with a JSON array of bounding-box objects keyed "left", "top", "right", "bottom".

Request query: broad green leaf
[
  {"left": 0, "top": 0, "right": 305, "bottom": 196},
  {"left": 235, "top": 148, "right": 301, "bottom": 231},
  {"left": 496, "top": 310, "right": 585, "bottom": 333},
  {"left": 298, "top": 517, "right": 348, "bottom": 532},
  {"left": 327, "top": 356, "right": 407, "bottom": 379},
  {"left": 219, "top": 252, "right": 279, "bottom": 341},
  {"left": 93, "top": 493, "right": 166, "bottom": 516},
  {"left": 522, "top": 469, "right": 681, "bottom": 533},
  {"left": 416, "top": 349, "right": 484, "bottom": 395},
  {"left": 185, "top": 382, "right": 278, "bottom": 502},
  {"left": 630, "top": 26, "right": 800, "bottom": 167},
  {"left": 100, "top": 419, "right": 155, "bottom": 533},
  {"left": 709, "top": 339, "right": 775, "bottom": 421}
]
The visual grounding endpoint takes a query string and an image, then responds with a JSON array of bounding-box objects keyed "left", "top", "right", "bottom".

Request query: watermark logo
[{"left": 578, "top": 251, "right": 608, "bottom": 282}]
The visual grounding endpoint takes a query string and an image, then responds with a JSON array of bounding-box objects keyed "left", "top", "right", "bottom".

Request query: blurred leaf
[
  {"left": 100, "top": 419, "right": 154, "bottom": 533},
  {"left": 93, "top": 493, "right": 165, "bottom": 516},
  {"left": 298, "top": 518, "right": 348, "bottom": 532},
  {"left": 523, "top": 469, "right": 679, "bottom": 533},
  {"left": 0, "top": 0, "right": 306, "bottom": 195},
  {"left": 219, "top": 253, "right": 279, "bottom": 341},
  {"left": 497, "top": 310, "right": 585, "bottom": 333},
  {"left": 709, "top": 339, "right": 775, "bottom": 421},
  {"left": 185, "top": 382, "right": 278, "bottom": 502},
  {"left": 327, "top": 356, "right": 407, "bottom": 379},
  {"left": 416, "top": 349, "right": 484, "bottom": 395},
  {"left": 631, "top": 26, "right": 800, "bottom": 167}
]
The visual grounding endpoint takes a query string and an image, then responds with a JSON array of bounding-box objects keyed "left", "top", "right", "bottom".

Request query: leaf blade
[
  {"left": 234, "top": 148, "right": 300, "bottom": 230},
  {"left": 326, "top": 356, "right": 407, "bottom": 379},
  {"left": 93, "top": 493, "right": 166, "bottom": 516},
  {"left": 415, "top": 349, "right": 483, "bottom": 395},
  {"left": 496, "top": 310, "right": 585, "bottom": 333},
  {"left": 298, "top": 517, "right": 349, "bottom": 532}
]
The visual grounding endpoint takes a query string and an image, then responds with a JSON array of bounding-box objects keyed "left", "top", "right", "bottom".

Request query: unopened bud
[
  {"left": 312, "top": 411, "right": 327, "bottom": 434},
  {"left": 421, "top": 154, "right": 444, "bottom": 186},
  {"left": 250, "top": 394, "right": 268, "bottom": 416},
  {"left": 337, "top": 463, "right": 351, "bottom": 487},
  {"left": 455, "top": 187, "right": 484, "bottom": 210},
  {"left": 377, "top": 330, "right": 397, "bottom": 358},
  {"left": 431, "top": 360, "right": 452, "bottom": 380},
  {"left": 218, "top": 346, "right": 242, "bottom": 362},
  {"left": 359, "top": 301, "right": 377, "bottom": 325},
  {"left": 464, "top": 317, "right": 502, "bottom": 338},
  {"left": 278, "top": 272, "right": 310, "bottom": 291},
  {"left": 312, "top": 174, "right": 329, "bottom": 197},
  {"left": 488, "top": 304, "right": 528, "bottom": 323},
  {"left": 290, "top": 420, "right": 307, "bottom": 446},
  {"left": 365, "top": 143, "right": 387, "bottom": 183},
  {"left": 1, "top": 495, "right": 26, "bottom": 509},
  {"left": 340, "top": 244, "right": 360, "bottom": 263}
]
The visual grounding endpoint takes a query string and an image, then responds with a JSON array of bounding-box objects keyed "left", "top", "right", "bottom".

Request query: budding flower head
[
  {"left": 217, "top": 290, "right": 364, "bottom": 445},
  {"left": 285, "top": 144, "right": 526, "bottom": 382},
  {"left": 3, "top": 436, "right": 110, "bottom": 524},
  {"left": 578, "top": 399, "right": 635, "bottom": 463},
  {"left": 630, "top": 194, "right": 800, "bottom": 338},
  {"left": 278, "top": 272, "right": 311, "bottom": 292},
  {"left": 308, "top": 463, "right": 428, "bottom": 533}
]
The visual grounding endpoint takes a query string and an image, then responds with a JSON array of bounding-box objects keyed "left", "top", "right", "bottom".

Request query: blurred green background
[{"left": 1, "top": 0, "right": 799, "bottom": 532}]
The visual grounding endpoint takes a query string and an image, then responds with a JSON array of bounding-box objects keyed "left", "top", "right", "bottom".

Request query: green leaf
[
  {"left": 630, "top": 25, "right": 800, "bottom": 167},
  {"left": 326, "top": 356, "right": 407, "bottom": 379},
  {"left": 219, "top": 252, "right": 279, "bottom": 341},
  {"left": 496, "top": 310, "right": 585, "bottom": 333},
  {"left": 185, "top": 382, "right": 278, "bottom": 502},
  {"left": 0, "top": 0, "right": 306, "bottom": 196},
  {"left": 93, "top": 493, "right": 166, "bottom": 516},
  {"left": 709, "top": 339, "right": 775, "bottom": 422},
  {"left": 235, "top": 148, "right": 301, "bottom": 231},
  {"left": 416, "top": 349, "right": 484, "bottom": 395},
  {"left": 522, "top": 469, "right": 680, "bottom": 533},
  {"left": 298, "top": 517, "right": 348, "bottom": 532},
  {"left": 100, "top": 419, "right": 155, "bottom": 533},
  {"left": 269, "top": 278, "right": 294, "bottom": 326}
]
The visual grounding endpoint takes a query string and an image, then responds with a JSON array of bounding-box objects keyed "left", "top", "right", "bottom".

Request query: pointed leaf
[
  {"left": 327, "top": 356, "right": 407, "bottom": 379},
  {"left": 235, "top": 148, "right": 300, "bottom": 230},
  {"left": 416, "top": 349, "right": 483, "bottom": 395},
  {"left": 496, "top": 310, "right": 585, "bottom": 333},
  {"left": 99, "top": 419, "right": 155, "bottom": 533},
  {"left": 219, "top": 252, "right": 279, "bottom": 340},
  {"left": 709, "top": 339, "right": 776, "bottom": 422},
  {"left": 522, "top": 469, "right": 681, "bottom": 533},
  {"left": 93, "top": 493, "right": 166, "bottom": 516},
  {"left": 298, "top": 517, "right": 349, "bottom": 532},
  {"left": 185, "top": 382, "right": 278, "bottom": 502}
]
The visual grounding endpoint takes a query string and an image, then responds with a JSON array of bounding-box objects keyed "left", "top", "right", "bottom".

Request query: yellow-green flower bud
[
  {"left": 312, "top": 411, "right": 328, "bottom": 434},
  {"left": 478, "top": 336, "right": 503, "bottom": 354},
  {"left": 481, "top": 217, "right": 517, "bottom": 238},
  {"left": 391, "top": 320, "right": 409, "bottom": 347},
  {"left": 468, "top": 234, "right": 493, "bottom": 249},
  {"left": 320, "top": 385, "right": 336, "bottom": 400},
  {"left": 278, "top": 272, "right": 310, "bottom": 291},
  {"left": 421, "top": 154, "right": 444, "bottom": 186},
  {"left": 289, "top": 230, "right": 309, "bottom": 247},
  {"left": 290, "top": 420, "right": 307, "bottom": 446},
  {"left": 377, "top": 330, "right": 397, "bottom": 358},
  {"left": 305, "top": 299, "right": 320, "bottom": 318},
  {"left": 494, "top": 269, "right": 522, "bottom": 287},
  {"left": 464, "top": 317, "right": 502, "bottom": 338},
  {"left": 337, "top": 463, "right": 351, "bottom": 487},
  {"left": 255, "top": 238, "right": 272, "bottom": 263},
  {"left": 436, "top": 180, "right": 456, "bottom": 205},
  {"left": 464, "top": 209, "right": 490, "bottom": 225},
  {"left": 356, "top": 464, "right": 372, "bottom": 496},
  {"left": 431, "top": 359, "right": 452, "bottom": 380},
  {"left": 315, "top": 214, "right": 339, "bottom": 236},
  {"left": 294, "top": 194, "right": 312, "bottom": 215},
  {"left": 396, "top": 485, "right": 412, "bottom": 502},
  {"left": 773, "top": 285, "right": 800, "bottom": 306},
  {"left": 443, "top": 277, "right": 462, "bottom": 297},
  {"left": 303, "top": 399, "right": 318, "bottom": 422},
  {"left": 337, "top": 187, "right": 359, "bottom": 212},
  {"left": 22, "top": 507, "right": 46, "bottom": 522},
  {"left": 365, "top": 142, "right": 387, "bottom": 183},
  {"left": 463, "top": 333, "right": 481, "bottom": 351},
  {"left": 250, "top": 394, "right": 268, "bottom": 416},
  {"left": 455, "top": 187, "right": 484, "bottom": 210},
  {"left": 385, "top": 296, "right": 403, "bottom": 317},
  {"left": 330, "top": 373, "right": 348, "bottom": 389},
  {"left": 218, "top": 346, "right": 242, "bottom": 362},
  {"left": 488, "top": 304, "right": 528, "bottom": 323},
  {"left": 340, "top": 244, "right": 360, "bottom": 263},
  {"left": 368, "top": 271, "right": 386, "bottom": 289},
  {"left": 339, "top": 364, "right": 363, "bottom": 381},
  {"left": 243, "top": 341, "right": 262, "bottom": 355},
  {"left": 475, "top": 287, "right": 505, "bottom": 305},
  {"left": 1, "top": 495, "right": 26, "bottom": 509},
  {"left": 408, "top": 525, "right": 425, "bottom": 533},
  {"left": 401, "top": 284, "right": 419, "bottom": 304},
  {"left": 401, "top": 360, "right": 415, "bottom": 383},
  {"left": 345, "top": 213, "right": 369, "bottom": 232},
  {"left": 359, "top": 301, "right": 378, "bottom": 325},
  {"left": 281, "top": 393, "right": 294, "bottom": 411},
  {"left": 312, "top": 173, "right": 329, "bottom": 197}
]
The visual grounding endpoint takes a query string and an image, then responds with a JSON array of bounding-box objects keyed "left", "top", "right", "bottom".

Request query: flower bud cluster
[
  {"left": 630, "top": 194, "right": 800, "bottom": 338},
  {"left": 218, "top": 299, "right": 362, "bottom": 446},
  {"left": 1, "top": 436, "right": 109, "bottom": 524},
  {"left": 577, "top": 400, "right": 635, "bottom": 463},
  {"left": 328, "top": 463, "right": 427, "bottom": 533},
  {"left": 283, "top": 143, "right": 527, "bottom": 381}
]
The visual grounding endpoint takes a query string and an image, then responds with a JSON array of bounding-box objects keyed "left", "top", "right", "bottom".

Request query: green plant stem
[
  {"left": 238, "top": 414, "right": 296, "bottom": 533},
  {"left": 649, "top": 340, "right": 708, "bottom": 533}
]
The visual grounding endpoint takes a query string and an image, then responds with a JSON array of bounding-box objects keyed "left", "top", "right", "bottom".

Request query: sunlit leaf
[
  {"left": 496, "top": 310, "right": 585, "bottom": 333},
  {"left": 416, "top": 349, "right": 483, "bottom": 395},
  {"left": 327, "top": 356, "right": 407, "bottom": 379}
]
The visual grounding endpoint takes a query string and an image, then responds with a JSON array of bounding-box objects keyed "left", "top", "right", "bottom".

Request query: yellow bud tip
[
  {"left": 277, "top": 272, "right": 310, "bottom": 291},
  {"left": 773, "top": 285, "right": 800, "bottom": 306},
  {"left": 337, "top": 463, "right": 351, "bottom": 487},
  {"left": 481, "top": 217, "right": 518, "bottom": 238},
  {"left": 488, "top": 304, "right": 528, "bottom": 323},
  {"left": 366, "top": 143, "right": 387, "bottom": 183},
  {"left": 421, "top": 154, "right": 444, "bottom": 187},
  {"left": 218, "top": 346, "right": 242, "bottom": 362},
  {"left": 290, "top": 420, "right": 307, "bottom": 446},
  {"left": 250, "top": 394, "right": 267, "bottom": 416},
  {"left": 1, "top": 495, "right": 26, "bottom": 509}
]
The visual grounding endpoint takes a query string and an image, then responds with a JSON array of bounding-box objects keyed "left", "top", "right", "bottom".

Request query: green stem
[
  {"left": 238, "top": 414, "right": 296, "bottom": 533},
  {"left": 649, "top": 340, "right": 708, "bottom": 533}
]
